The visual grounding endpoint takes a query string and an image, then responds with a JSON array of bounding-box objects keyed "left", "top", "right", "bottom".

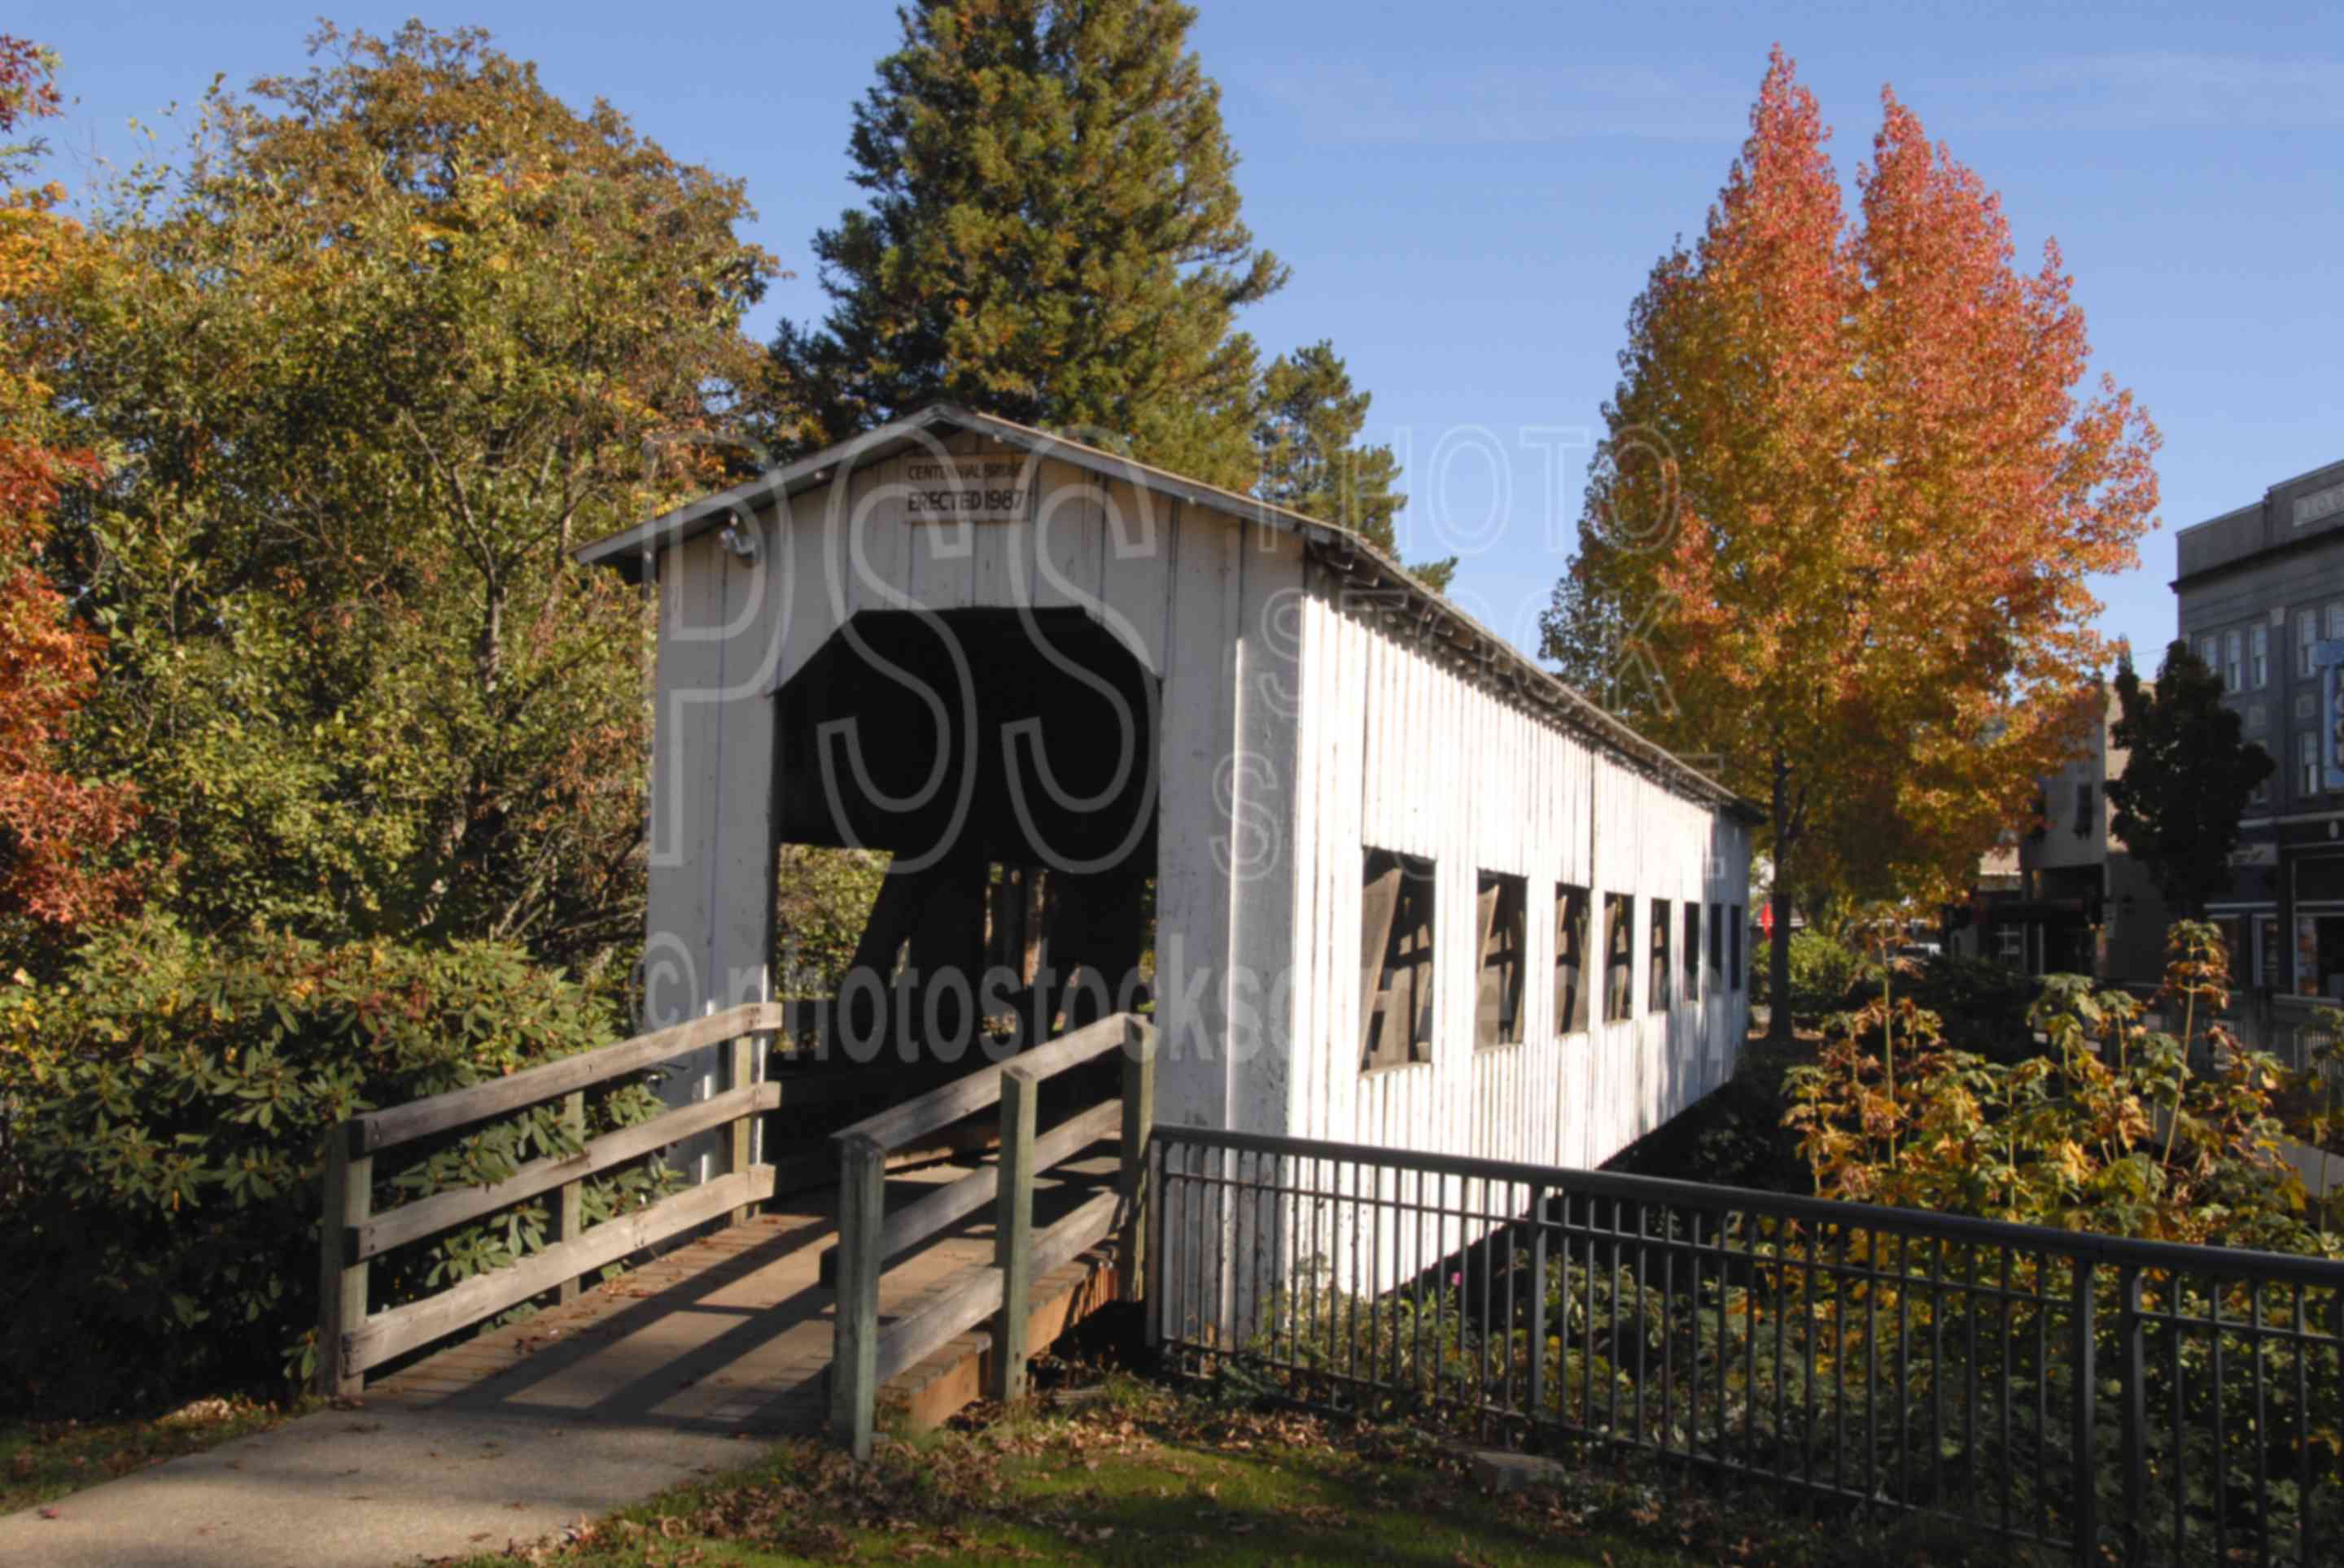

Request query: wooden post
[
  {"left": 315, "top": 1121, "right": 372, "bottom": 1398},
  {"left": 728, "top": 1033, "right": 757, "bottom": 1225},
  {"left": 832, "top": 1134, "right": 886, "bottom": 1459},
  {"left": 1118, "top": 1018, "right": 1157, "bottom": 1309},
  {"left": 994, "top": 1064, "right": 1039, "bottom": 1403},
  {"left": 552, "top": 1090, "right": 586, "bottom": 1304}
]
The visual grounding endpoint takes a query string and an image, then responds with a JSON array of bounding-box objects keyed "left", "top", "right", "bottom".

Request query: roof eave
[{"left": 573, "top": 405, "right": 1765, "bottom": 824}]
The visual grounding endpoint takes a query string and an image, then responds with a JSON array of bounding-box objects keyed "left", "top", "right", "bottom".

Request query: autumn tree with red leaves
[
  {"left": 1542, "top": 50, "right": 2158, "bottom": 1033},
  {"left": 0, "top": 38, "right": 138, "bottom": 935}
]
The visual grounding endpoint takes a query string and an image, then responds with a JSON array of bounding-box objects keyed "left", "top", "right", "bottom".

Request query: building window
[
  {"left": 2302, "top": 732, "right": 2321, "bottom": 798},
  {"left": 1682, "top": 902, "right": 1702, "bottom": 1002},
  {"left": 2224, "top": 629, "right": 2243, "bottom": 692},
  {"left": 2246, "top": 701, "right": 2267, "bottom": 732},
  {"left": 1474, "top": 871, "right": 1527, "bottom": 1048},
  {"left": 1555, "top": 884, "right": 1590, "bottom": 1033},
  {"left": 1708, "top": 901, "right": 1725, "bottom": 990},
  {"left": 2073, "top": 783, "right": 2093, "bottom": 836},
  {"left": 1995, "top": 924, "right": 2025, "bottom": 967},
  {"left": 1729, "top": 907, "right": 1743, "bottom": 990},
  {"left": 1360, "top": 849, "right": 1435, "bottom": 1072},
  {"left": 1649, "top": 898, "right": 1673, "bottom": 1012},
  {"left": 1603, "top": 894, "right": 1636, "bottom": 1022},
  {"left": 2301, "top": 611, "right": 2320, "bottom": 679},
  {"left": 2251, "top": 623, "right": 2270, "bottom": 688},
  {"left": 2297, "top": 915, "right": 2344, "bottom": 1000},
  {"left": 2328, "top": 602, "right": 2344, "bottom": 642},
  {"left": 2198, "top": 634, "right": 2219, "bottom": 677}
]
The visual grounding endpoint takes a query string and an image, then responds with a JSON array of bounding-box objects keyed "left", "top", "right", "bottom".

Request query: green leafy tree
[
  {"left": 0, "top": 916, "right": 676, "bottom": 1412},
  {"left": 1253, "top": 340, "right": 1452, "bottom": 591},
  {"left": 47, "top": 23, "right": 773, "bottom": 982},
  {"left": 2106, "top": 641, "right": 2275, "bottom": 918},
  {"left": 776, "top": 0, "right": 1284, "bottom": 488}
]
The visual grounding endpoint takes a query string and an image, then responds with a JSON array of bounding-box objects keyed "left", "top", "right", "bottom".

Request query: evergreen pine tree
[
  {"left": 1253, "top": 340, "right": 1453, "bottom": 589},
  {"left": 2107, "top": 641, "right": 2276, "bottom": 918},
  {"left": 778, "top": 0, "right": 1284, "bottom": 489}
]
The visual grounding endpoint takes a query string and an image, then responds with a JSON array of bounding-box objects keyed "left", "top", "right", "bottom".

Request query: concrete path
[{"left": 0, "top": 1158, "right": 1114, "bottom": 1567}]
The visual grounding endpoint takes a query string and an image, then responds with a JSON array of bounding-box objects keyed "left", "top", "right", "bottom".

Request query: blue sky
[{"left": 33, "top": 2, "right": 2344, "bottom": 666}]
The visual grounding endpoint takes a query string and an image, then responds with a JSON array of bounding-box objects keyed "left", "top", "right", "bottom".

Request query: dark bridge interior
[{"left": 772, "top": 608, "right": 1160, "bottom": 1071}]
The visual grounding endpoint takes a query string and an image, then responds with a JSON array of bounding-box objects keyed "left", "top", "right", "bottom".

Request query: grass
[
  {"left": 0, "top": 1394, "right": 300, "bottom": 1518},
  {"left": 457, "top": 1375, "right": 2023, "bottom": 1568}
]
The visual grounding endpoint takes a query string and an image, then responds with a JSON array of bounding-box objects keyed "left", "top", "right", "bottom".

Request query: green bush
[
  {"left": 0, "top": 916, "right": 675, "bottom": 1414},
  {"left": 1784, "top": 928, "right": 1859, "bottom": 1023}
]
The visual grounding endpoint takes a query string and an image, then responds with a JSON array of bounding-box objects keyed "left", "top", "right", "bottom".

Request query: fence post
[
  {"left": 832, "top": 1133, "right": 886, "bottom": 1459},
  {"left": 2071, "top": 1257, "right": 2099, "bottom": 1568},
  {"left": 728, "top": 1032, "right": 757, "bottom": 1225},
  {"left": 1527, "top": 1184, "right": 1548, "bottom": 1426},
  {"left": 995, "top": 1064, "right": 1039, "bottom": 1403},
  {"left": 553, "top": 1089, "right": 586, "bottom": 1304},
  {"left": 1119, "top": 1020, "right": 1157, "bottom": 1308},
  {"left": 314, "top": 1121, "right": 371, "bottom": 1398},
  {"left": 2118, "top": 1264, "right": 2145, "bottom": 1564}
]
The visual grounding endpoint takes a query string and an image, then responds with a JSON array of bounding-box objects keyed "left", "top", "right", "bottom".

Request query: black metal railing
[{"left": 1149, "top": 1127, "right": 2344, "bottom": 1567}]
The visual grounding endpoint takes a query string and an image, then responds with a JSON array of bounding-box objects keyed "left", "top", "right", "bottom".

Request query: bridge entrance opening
[{"left": 771, "top": 608, "right": 1159, "bottom": 1091}]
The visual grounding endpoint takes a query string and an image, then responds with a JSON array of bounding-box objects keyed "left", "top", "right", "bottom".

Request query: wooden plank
[
  {"left": 728, "top": 1035, "right": 756, "bottom": 1224},
  {"left": 553, "top": 1090, "right": 586, "bottom": 1304},
  {"left": 871, "top": 1186, "right": 1120, "bottom": 1387},
  {"left": 830, "top": 1011, "right": 1129, "bottom": 1152},
  {"left": 351, "top": 1082, "right": 782, "bottom": 1262},
  {"left": 346, "top": 1164, "right": 774, "bottom": 1374},
  {"left": 354, "top": 1003, "right": 783, "bottom": 1153},
  {"left": 817, "top": 1098, "right": 1124, "bottom": 1286},
  {"left": 1120, "top": 1017, "right": 1157, "bottom": 1303},
  {"left": 993, "top": 1066, "right": 1038, "bottom": 1402},
  {"left": 314, "top": 1125, "right": 370, "bottom": 1397},
  {"left": 831, "top": 1135, "right": 886, "bottom": 1461}
]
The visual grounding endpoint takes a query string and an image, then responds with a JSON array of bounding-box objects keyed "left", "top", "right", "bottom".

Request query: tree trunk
[{"left": 1767, "top": 753, "right": 1795, "bottom": 1044}]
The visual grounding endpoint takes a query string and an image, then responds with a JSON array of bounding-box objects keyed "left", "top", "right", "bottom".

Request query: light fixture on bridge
[{"left": 718, "top": 509, "right": 759, "bottom": 561}]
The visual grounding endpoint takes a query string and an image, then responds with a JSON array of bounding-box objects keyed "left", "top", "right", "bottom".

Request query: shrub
[
  {"left": 1783, "top": 928, "right": 1858, "bottom": 1024},
  {"left": 1783, "top": 919, "right": 2324, "bottom": 1248},
  {"left": 0, "top": 916, "right": 674, "bottom": 1414}
]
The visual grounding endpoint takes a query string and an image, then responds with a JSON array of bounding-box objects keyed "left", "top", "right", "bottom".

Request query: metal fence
[{"left": 1149, "top": 1127, "right": 2344, "bottom": 1567}]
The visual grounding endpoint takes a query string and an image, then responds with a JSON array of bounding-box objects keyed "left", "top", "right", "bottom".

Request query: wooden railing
[
  {"left": 315, "top": 1001, "right": 864, "bottom": 1396},
  {"left": 829, "top": 1011, "right": 1156, "bottom": 1457}
]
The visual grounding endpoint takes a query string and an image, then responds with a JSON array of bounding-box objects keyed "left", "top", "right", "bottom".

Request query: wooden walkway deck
[{"left": 366, "top": 1153, "right": 1126, "bottom": 1437}]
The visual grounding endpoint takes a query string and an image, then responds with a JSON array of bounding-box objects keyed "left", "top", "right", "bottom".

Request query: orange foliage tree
[
  {"left": 0, "top": 38, "right": 137, "bottom": 933},
  {"left": 1544, "top": 50, "right": 2158, "bottom": 1030}
]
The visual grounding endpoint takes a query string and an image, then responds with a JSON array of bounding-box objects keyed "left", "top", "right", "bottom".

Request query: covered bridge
[{"left": 575, "top": 404, "right": 1758, "bottom": 1174}]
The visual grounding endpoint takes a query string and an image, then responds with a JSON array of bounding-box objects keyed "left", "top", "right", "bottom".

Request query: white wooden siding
[{"left": 636, "top": 451, "right": 1748, "bottom": 1286}]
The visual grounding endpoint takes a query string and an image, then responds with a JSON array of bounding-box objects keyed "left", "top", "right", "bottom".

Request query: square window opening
[
  {"left": 1361, "top": 848, "right": 1436, "bottom": 1072},
  {"left": 1555, "top": 884, "right": 1591, "bottom": 1034},
  {"left": 1682, "top": 901, "right": 1702, "bottom": 1002},
  {"left": 1475, "top": 871, "right": 1528, "bottom": 1048},
  {"left": 1603, "top": 893, "right": 1637, "bottom": 1023},
  {"left": 1649, "top": 898, "right": 1673, "bottom": 1013}
]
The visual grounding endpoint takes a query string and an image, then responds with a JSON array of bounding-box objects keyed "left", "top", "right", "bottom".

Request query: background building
[
  {"left": 1949, "top": 687, "right": 2169, "bottom": 981},
  {"left": 2174, "top": 456, "right": 2344, "bottom": 1055}
]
